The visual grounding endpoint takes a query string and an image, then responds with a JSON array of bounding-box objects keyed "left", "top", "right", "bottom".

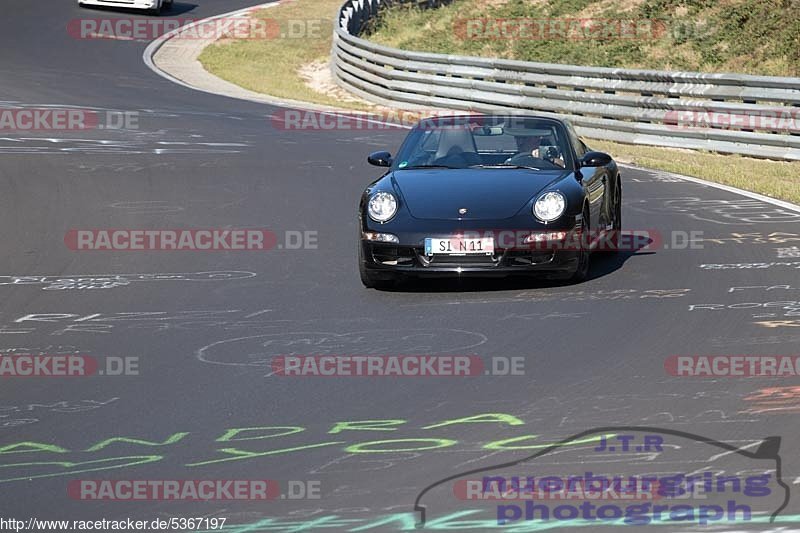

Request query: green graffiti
[
  {"left": 195, "top": 512, "right": 800, "bottom": 532},
  {"left": 186, "top": 441, "right": 344, "bottom": 467},
  {"left": 0, "top": 412, "right": 619, "bottom": 483},
  {"left": 348, "top": 512, "right": 424, "bottom": 531},
  {"left": 217, "top": 426, "right": 305, "bottom": 442},
  {"left": 328, "top": 420, "right": 407, "bottom": 434},
  {"left": 0, "top": 455, "right": 163, "bottom": 483},
  {"left": 345, "top": 438, "right": 457, "bottom": 453},
  {"left": 351, "top": 510, "right": 479, "bottom": 531},
  {"left": 0, "top": 442, "right": 69, "bottom": 454},
  {"left": 483, "top": 433, "right": 613, "bottom": 450},
  {"left": 423, "top": 413, "right": 525, "bottom": 429},
  {"left": 85, "top": 432, "right": 189, "bottom": 452}
]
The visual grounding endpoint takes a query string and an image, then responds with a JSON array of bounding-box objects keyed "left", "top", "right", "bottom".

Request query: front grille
[
  {"left": 417, "top": 247, "right": 556, "bottom": 268},
  {"left": 369, "top": 244, "right": 556, "bottom": 269},
  {"left": 427, "top": 254, "right": 496, "bottom": 265},
  {"left": 371, "top": 246, "right": 415, "bottom": 266},
  {"left": 505, "top": 250, "right": 556, "bottom": 265}
]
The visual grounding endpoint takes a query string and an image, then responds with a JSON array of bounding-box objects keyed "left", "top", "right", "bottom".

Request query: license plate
[{"left": 424, "top": 237, "right": 494, "bottom": 255}]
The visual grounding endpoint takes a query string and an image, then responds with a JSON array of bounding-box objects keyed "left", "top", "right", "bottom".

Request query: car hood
[{"left": 390, "top": 168, "right": 571, "bottom": 220}]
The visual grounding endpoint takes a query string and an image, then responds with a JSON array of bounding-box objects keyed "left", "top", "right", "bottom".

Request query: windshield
[{"left": 392, "top": 116, "right": 574, "bottom": 171}]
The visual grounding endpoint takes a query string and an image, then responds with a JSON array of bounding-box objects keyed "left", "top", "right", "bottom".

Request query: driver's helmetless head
[{"left": 516, "top": 135, "right": 542, "bottom": 154}]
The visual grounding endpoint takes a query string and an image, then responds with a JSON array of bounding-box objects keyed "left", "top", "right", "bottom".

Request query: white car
[{"left": 78, "top": 0, "right": 173, "bottom": 15}]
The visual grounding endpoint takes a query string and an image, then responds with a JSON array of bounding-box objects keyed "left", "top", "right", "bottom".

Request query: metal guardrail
[{"left": 331, "top": 0, "right": 800, "bottom": 161}]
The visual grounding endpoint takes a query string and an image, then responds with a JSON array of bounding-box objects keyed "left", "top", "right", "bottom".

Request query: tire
[
  {"left": 358, "top": 243, "right": 394, "bottom": 289},
  {"left": 600, "top": 177, "right": 622, "bottom": 254},
  {"left": 569, "top": 206, "right": 591, "bottom": 283},
  {"left": 147, "top": 1, "right": 161, "bottom": 15}
]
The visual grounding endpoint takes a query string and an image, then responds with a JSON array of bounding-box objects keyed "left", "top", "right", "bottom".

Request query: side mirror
[
  {"left": 579, "top": 151, "right": 612, "bottom": 167},
  {"left": 368, "top": 151, "right": 393, "bottom": 167}
]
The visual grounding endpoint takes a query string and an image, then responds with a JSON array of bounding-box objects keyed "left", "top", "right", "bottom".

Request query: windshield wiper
[{"left": 469, "top": 164, "right": 541, "bottom": 170}]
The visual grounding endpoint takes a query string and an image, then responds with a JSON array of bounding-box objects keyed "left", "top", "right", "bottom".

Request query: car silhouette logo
[{"left": 413, "top": 425, "right": 790, "bottom": 528}]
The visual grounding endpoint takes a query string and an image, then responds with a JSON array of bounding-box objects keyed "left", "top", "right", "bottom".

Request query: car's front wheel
[
  {"left": 600, "top": 177, "right": 622, "bottom": 254},
  {"left": 569, "top": 206, "right": 591, "bottom": 283}
]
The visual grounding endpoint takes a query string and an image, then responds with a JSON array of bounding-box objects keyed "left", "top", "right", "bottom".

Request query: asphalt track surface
[{"left": 2, "top": 1, "right": 800, "bottom": 531}]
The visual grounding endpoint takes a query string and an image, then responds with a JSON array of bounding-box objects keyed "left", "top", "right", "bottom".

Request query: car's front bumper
[
  {"left": 358, "top": 206, "right": 585, "bottom": 279},
  {"left": 360, "top": 232, "right": 581, "bottom": 279}
]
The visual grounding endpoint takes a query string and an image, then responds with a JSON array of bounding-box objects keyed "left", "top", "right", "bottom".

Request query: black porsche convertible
[{"left": 358, "top": 115, "right": 622, "bottom": 288}]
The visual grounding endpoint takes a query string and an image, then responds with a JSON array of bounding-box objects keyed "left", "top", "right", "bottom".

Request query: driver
[
  {"left": 510, "top": 135, "right": 544, "bottom": 160},
  {"left": 503, "top": 128, "right": 565, "bottom": 168}
]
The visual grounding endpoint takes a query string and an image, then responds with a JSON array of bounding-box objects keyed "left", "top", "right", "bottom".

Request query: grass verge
[
  {"left": 198, "top": 0, "right": 370, "bottom": 110},
  {"left": 589, "top": 140, "right": 800, "bottom": 205}
]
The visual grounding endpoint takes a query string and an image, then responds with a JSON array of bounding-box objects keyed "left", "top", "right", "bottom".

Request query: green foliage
[{"left": 368, "top": 0, "right": 800, "bottom": 75}]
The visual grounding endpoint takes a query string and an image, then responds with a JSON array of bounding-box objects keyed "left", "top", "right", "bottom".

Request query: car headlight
[
  {"left": 533, "top": 191, "right": 566, "bottom": 222},
  {"left": 367, "top": 192, "right": 398, "bottom": 223}
]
